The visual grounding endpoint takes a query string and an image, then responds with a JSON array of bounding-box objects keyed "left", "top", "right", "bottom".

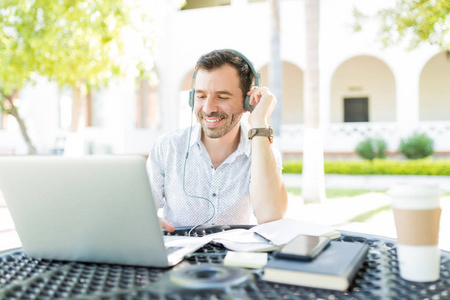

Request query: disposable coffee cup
[{"left": 388, "top": 182, "right": 443, "bottom": 282}]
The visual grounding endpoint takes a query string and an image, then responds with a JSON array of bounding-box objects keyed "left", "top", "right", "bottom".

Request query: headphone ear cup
[
  {"left": 189, "top": 89, "right": 195, "bottom": 108},
  {"left": 244, "top": 95, "right": 256, "bottom": 112}
]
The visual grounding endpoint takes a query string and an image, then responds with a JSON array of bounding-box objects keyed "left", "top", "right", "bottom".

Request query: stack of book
[{"left": 263, "top": 241, "right": 369, "bottom": 291}]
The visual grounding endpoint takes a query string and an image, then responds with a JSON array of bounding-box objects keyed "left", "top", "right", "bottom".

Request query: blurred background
[{"left": 1, "top": 0, "right": 449, "bottom": 159}]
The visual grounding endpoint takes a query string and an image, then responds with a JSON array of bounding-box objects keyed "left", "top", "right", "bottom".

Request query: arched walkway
[
  {"left": 330, "top": 55, "right": 396, "bottom": 123},
  {"left": 420, "top": 52, "right": 450, "bottom": 121},
  {"left": 259, "top": 62, "right": 303, "bottom": 124}
]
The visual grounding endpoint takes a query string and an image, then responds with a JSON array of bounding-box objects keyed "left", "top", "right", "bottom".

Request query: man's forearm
[{"left": 250, "top": 137, "right": 288, "bottom": 224}]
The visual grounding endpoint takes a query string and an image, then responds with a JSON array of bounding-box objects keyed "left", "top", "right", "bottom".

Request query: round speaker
[{"left": 169, "top": 264, "right": 251, "bottom": 290}]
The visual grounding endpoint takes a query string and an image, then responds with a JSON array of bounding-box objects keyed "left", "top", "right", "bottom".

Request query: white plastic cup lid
[{"left": 388, "top": 182, "right": 442, "bottom": 210}]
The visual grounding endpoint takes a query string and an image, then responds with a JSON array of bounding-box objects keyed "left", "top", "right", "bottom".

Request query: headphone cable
[{"left": 183, "top": 108, "right": 216, "bottom": 236}]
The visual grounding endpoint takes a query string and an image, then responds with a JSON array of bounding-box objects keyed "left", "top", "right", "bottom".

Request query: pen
[{"left": 254, "top": 232, "right": 274, "bottom": 245}]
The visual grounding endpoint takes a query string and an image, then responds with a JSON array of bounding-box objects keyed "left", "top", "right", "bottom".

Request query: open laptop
[{"left": 0, "top": 155, "right": 209, "bottom": 267}]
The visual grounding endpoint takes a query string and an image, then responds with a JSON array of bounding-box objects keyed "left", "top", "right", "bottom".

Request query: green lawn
[
  {"left": 287, "top": 187, "right": 449, "bottom": 198},
  {"left": 286, "top": 187, "right": 386, "bottom": 198}
]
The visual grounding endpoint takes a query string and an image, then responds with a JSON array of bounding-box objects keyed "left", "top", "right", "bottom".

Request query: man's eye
[
  {"left": 218, "top": 96, "right": 229, "bottom": 100},
  {"left": 196, "top": 95, "right": 206, "bottom": 99}
]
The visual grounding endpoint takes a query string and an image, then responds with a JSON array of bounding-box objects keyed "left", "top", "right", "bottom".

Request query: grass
[
  {"left": 349, "top": 204, "right": 392, "bottom": 222},
  {"left": 287, "top": 187, "right": 450, "bottom": 198},
  {"left": 286, "top": 187, "right": 386, "bottom": 199}
]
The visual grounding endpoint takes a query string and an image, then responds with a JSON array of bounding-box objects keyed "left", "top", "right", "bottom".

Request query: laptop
[{"left": 0, "top": 155, "right": 209, "bottom": 267}]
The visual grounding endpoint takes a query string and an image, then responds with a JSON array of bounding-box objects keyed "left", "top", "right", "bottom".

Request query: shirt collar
[
  {"left": 190, "top": 123, "right": 202, "bottom": 148},
  {"left": 189, "top": 120, "right": 252, "bottom": 158}
]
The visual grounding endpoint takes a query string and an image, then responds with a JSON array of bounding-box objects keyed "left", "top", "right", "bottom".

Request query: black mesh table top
[{"left": 1, "top": 225, "right": 450, "bottom": 300}]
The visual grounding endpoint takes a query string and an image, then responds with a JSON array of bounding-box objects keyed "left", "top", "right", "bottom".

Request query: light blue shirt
[{"left": 147, "top": 121, "right": 282, "bottom": 227}]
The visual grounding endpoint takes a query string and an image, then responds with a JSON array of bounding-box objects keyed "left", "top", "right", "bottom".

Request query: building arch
[
  {"left": 419, "top": 52, "right": 450, "bottom": 121},
  {"left": 259, "top": 61, "right": 303, "bottom": 124},
  {"left": 330, "top": 55, "right": 396, "bottom": 123}
]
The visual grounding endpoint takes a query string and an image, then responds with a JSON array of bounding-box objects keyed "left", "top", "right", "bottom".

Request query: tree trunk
[
  {"left": 71, "top": 86, "right": 83, "bottom": 132},
  {"left": 269, "top": 0, "right": 283, "bottom": 137},
  {"left": 302, "top": 0, "right": 326, "bottom": 203},
  {"left": 1, "top": 91, "right": 37, "bottom": 155}
]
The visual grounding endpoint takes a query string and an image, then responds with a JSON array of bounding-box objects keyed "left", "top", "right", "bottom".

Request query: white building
[{"left": 1, "top": 0, "right": 449, "bottom": 157}]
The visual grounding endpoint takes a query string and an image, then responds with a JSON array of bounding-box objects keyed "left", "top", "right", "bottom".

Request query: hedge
[{"left": 282, "top": 158, "right": 450, "bottom": 176}]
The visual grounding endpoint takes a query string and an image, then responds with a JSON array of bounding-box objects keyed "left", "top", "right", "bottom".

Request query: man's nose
[{"left": 202, "top": 96, "right": 219, "bottom": 115}]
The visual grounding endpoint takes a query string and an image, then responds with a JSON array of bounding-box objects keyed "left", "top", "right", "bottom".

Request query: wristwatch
[{"left": 248, "top": 127, "right": 273, "bottom": 144}]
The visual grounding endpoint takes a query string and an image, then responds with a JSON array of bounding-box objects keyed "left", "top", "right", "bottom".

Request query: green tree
[
  {"left": 354, "top": 0, "right": 450, "bottom": 50},
  {"left": 0, "top": 0, "right": 129, "bottom": 153},
  {"left": 1, "top": 1, "right": 184, "bottom": 154}
]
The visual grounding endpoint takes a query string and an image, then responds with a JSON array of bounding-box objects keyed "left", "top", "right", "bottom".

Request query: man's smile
[
  {"left": 204, "top": 117, "right": 223, "bottom": 125},
  {"left": 200, "top": 112, "right": 227, "bottom": 128}
]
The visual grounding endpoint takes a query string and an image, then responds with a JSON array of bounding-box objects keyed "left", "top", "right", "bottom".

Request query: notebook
[
  {"left": 263, "top": 241, "right": 369, "bottom": 291},
  {"left": 0, "top": 155, "right": 209, "bottom": 267}
]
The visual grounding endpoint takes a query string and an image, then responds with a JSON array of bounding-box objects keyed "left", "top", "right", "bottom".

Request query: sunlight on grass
[
  {"left": 349, "top": 204, "right": 392, "bottom": 222},
  {"left": 287, "top": 187, "right": 386, "bottom": 199}
]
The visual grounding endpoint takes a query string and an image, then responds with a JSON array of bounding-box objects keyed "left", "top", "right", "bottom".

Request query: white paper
[{"left": 250, "top": 218, "right": 340, "bottom": 245}]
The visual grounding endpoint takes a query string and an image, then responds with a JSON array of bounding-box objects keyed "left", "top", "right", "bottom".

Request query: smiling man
[{"left": 147, "top": 49, "right": 288, "bottom": 232}]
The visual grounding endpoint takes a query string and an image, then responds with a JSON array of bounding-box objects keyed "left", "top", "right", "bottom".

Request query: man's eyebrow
[
  {"left": 195, "top": 89, "right": 234, "bottom": 96},
  {"left": 216, "top": 90, "right": 234, "bottom": 96}
]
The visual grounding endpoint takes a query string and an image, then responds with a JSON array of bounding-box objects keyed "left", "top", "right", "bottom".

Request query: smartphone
[{"left": 274, "top": 235, "right": 331, "bottom": 261}]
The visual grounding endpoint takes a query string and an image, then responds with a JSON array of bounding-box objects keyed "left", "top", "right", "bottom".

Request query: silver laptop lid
[{"left": 0, "top": 155, "right": 170, "bottom": 267}]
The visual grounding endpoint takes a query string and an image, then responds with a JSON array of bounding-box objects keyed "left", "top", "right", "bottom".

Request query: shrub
[
  {"left": 282, "top": 158, "right": 450, "bottom": 175},
  {"left": 399, "top": 132, "right": 434, "bottom": 159},
  {"left": 355, "top": 137, "right": 387, "bottom": 160},
  {"left": 283, "top": 160, "right": 303, "bottom": 173}
]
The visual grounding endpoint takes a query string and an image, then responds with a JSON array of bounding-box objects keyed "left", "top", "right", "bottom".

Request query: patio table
[{"left": 0, "top": 226, "right": 449, "bottom": 300}]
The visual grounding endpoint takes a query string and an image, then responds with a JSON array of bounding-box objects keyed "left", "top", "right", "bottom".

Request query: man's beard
[{"left": 197, "top": 111, "right": 243, "bottom": 139}]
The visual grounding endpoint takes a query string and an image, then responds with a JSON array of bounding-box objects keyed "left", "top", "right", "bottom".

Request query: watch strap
[{"left": 248, "top": 127, "right": 273, "bottom": 144}]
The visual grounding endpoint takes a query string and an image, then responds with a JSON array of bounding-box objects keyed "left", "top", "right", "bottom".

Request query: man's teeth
[{"left": 205, "top": 119, "right": 220, "bottom": 123}]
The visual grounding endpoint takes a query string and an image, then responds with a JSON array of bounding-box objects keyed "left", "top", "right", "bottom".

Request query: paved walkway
[
  {"left": 1, "top": 174, "right": 450, "bottom": 252},
  {"left": 283, "top": 174, "right": 450, "bottom": 251}
]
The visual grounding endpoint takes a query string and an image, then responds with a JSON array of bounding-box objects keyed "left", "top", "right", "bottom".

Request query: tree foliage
[
  {"left": 0, "top": 0, "right": 129, "bottom": 92},
  {"left": 0, "top": 0, "right": 131, "bottom": 153},
  {"left": 0, "top": 0, "right": 184, "bottom": 153},
  {"left": 354, "top": 0, "right": 450, "bottom": 50}
]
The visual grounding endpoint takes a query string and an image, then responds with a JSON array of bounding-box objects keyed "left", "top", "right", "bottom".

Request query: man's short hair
[{"left": 194, "top": 49, "right": 255, "bottom": 100}]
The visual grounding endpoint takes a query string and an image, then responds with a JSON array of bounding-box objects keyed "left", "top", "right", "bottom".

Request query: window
[
  {"left": 84, "top": 89, "right": 104, "bottom": 127},
  {"left": 135, "top": 78, "right": 160, "bottom": 129},
  {"left": 344, "top": 97, "right": 369, "bottom": 122}
]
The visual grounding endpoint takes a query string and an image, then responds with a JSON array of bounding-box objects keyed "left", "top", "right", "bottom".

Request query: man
[{"left": 147, "top": 49, "right": 287, "bottom": 232}]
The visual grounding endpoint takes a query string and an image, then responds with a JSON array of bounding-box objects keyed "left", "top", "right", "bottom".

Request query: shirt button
[{"left": 212, "top": 193, "right": 217, "bottom": 197}]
